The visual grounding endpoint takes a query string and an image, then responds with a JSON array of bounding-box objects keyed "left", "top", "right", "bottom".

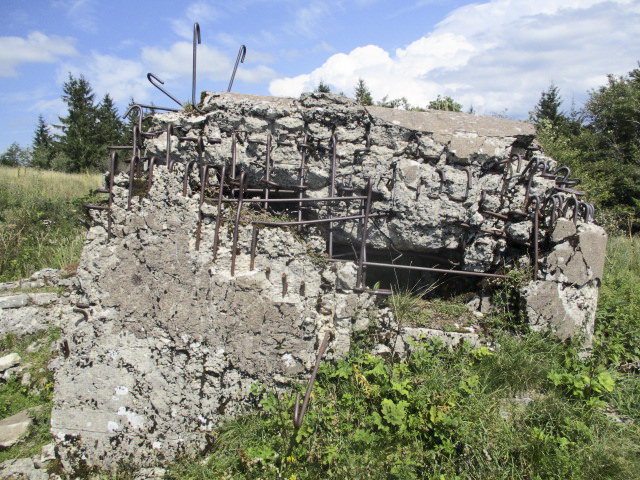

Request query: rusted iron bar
[
  {"left": 449, "top": 167, "right": 472, "bottom": 202},
  {"left": 195, "top": 164, "right": 212, "bottom": 251},
  {"left": 361, "top": 261, "right": 508, "bottom": 280},
  {"left": 250, "top": 226, "right": 258, "bottom": 270},
  {"left": 227, "top": 45, "right": 246, "bottom": 92},
  {"left": 221, "top": 195, "right": 367, "bottom": 204},
  {"left": 261, "top": 134, "right": 272, "bottom": 209},
  {"left": 297, "top": 133, "right": 309, "bottom": 226},
  {"left": 293, "top": 330, "right": 333, "bottom": 429},
  {"left": 147, "top": 156, "right": 158, "bottom": 192},
  {"left": 282, "top": 273, "right": 288, "bottom": 296},
  {"left": 127, "top": 155, "right": 142, "bottom": 209},
  {"left": 147, "top": 73, "right": 183, "bottom": 108},
  {"left": 182, "top": 160, "right": 196, "bottom": 197},
  {"left": 246, "top": 212, "right": 387, "bottom": 227},
  {"left": 212, "top": 165, "right": 226, "bottom": 259},
  {"left": 230, "top": 172, "right": 247, "bottom": 276},
  {"left": 526, "top": 195, "right": 541, "bottom": 280},
  {"left": 328, "top": 134, "right": 337, "bottom": 258},
  {"left": 356, "top": 179, "right": 373, "bottom": 289},
  {"left": 192, "top": 22, "right": 204, "bottom": 114},
  {"left": 354, "top": 133, "right": 371, "bottom": 155}
]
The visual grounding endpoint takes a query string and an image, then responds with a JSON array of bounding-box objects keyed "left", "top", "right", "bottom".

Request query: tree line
[
  {"left": 530, "top": 65, "right": 640, "bottom": 230},
  {"left": 1, "top": 73, "right": 133, "bottom": 173}
]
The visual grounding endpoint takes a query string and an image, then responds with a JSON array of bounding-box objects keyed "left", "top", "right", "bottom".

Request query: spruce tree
[
  {"left": 529, "top": 83, "right": 567, "bottom": 129},
  {"left": 353, "top": 78, "right": 373, "bottom": 106},
  {"left": 31, "top": 114, "right": 55, "bottom": 169},
  {"left": 56, "top": 73, "right": 101, "bottom": 172},
  {"left": 97, "top": 94, "right": 126, "bottom": 149},
  {"left": 315, "top": 80, "right": 331, "bottom": 93}
]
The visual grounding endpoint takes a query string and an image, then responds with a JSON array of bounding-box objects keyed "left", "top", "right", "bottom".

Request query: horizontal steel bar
[
  {"left": 222, "top": 195, "right": 367, "bottom": 204},
  {"left": 361, "top": 261, "right": 508, "bottom": 279}
]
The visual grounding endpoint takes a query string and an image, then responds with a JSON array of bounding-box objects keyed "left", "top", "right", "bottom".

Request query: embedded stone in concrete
[{"left": 0, "top": 294, "right": 29, "bottom": 309}]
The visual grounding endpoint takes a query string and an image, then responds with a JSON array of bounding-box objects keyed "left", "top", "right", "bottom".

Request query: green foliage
[
  {"left": 314, "top": 80, "right": 331, "bottom": 93},
  {"left": 592, "top": 235, "right": 640, "bottom": 367},
  {"left": 0, "top": 166, "right": 102, "bottom": 281},
  {"left": 535, "top": 65, "right": 640, "bottom": 230},
  {"left": 0, "top": 142, "right": 31, "bottom": 167},
  {"left": 0, "top": 328, "right": 60, "bottom": 463},
  {"left": 353, "top": 78, "right": 373, "bottom": 106},
  {"left": 167, "top": 326, "right": 639, "bottom": 479},
  {"left": 428, "top": 95, "right": 462, "bottom": 112},
  {"left": 31, "top": 114, "right": 55, "bottom": 169}
]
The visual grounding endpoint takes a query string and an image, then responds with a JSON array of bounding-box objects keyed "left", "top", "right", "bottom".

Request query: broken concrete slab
[{"left": 0, "top": 406, "right": 42, "bottom": 449}]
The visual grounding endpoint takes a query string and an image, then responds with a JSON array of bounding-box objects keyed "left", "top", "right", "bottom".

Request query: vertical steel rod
[
  {"left": 212, "top": 165, "right": 226, "bottom": 259},
  {"left": 328, "top": 134, "right": 337, "bottom": 259},
  {"left": 230, "top": 172, "right": 246, "bottom": 276},
  {"left": 356, "top": 179, "right": 372, "bottom": 288},
  {"left": 250, "top": 226, "right": 258, "bottom": 270}
]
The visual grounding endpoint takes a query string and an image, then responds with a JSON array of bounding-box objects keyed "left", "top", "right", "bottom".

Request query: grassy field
[{"left": 0, "top": 166, "right": 102, "bottom": 281}]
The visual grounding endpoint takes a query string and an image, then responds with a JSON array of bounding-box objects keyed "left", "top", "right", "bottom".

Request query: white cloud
[
  {"left": 0, "top": 32, "right": 78, "bottom": 77},
  {"left": 85, "top": 54, "right": 150, "bottom": 105},
  {"left": 54, "top": 0, "right": 98, "bottom": 34},
  {"left": 269, "top": 0, "right": 640, "bottom": 117}
]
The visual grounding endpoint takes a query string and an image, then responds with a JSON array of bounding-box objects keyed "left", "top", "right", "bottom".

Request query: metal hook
[
  {"left": 147, "top": 73, "right": 184, "bottom": 108},
  {"left": 192, "top": 23, "right": 204, "bottom": 113},
  {"left": 293, "top": 330, "right": 333, "bottom": 429},
  {"left": 227, "top": 45, "right": 246, "bottom": 92}
]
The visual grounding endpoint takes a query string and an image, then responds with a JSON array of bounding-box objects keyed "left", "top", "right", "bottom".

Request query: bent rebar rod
[
  {"left": 147, "top": 73, "right": 184, "bottom": 108},
  {"left": 227, "top": 45, "right": 246, "bottom": 92},
  {"left": 192, "top": 23, "right": 204, "bottom": 113},
  {"left": 293, "top": 330, "right": 333, "bottom": 429}
]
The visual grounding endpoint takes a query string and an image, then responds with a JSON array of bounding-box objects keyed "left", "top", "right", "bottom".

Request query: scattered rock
[
  {"left": 0, "top": 406, "right": 42, "bottom": 449},
  {"left": 0, "top": 354, "right": 20, "bottom": 374}
]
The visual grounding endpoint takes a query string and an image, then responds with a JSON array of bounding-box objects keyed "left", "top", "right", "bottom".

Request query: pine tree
[
  {"left": 31, "top": 114, "right": 55, "bottom": 169},
  {"left": 315, "top": 80, "right": 331, "bottom": 93},
  {"left": 428, "top": 95, "right": 462, "bottom": 112},
  {"left": 97, "top": 94, "right": 126, "bottom": 149},
  {"left": 56, "top": 73, "right": 101, "bottom": 172},
  {"left": 529, "top": 83, "right": 567, "bottom": 129},
  {"left": 353, "top": 78, "right": 373, "bottom": 106}
]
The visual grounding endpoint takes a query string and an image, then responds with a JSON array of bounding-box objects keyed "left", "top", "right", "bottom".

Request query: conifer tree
[
  {"left": 529, "top": 83, "right": 567, "bottom": 129},
  {"left": 315, "top": 80, "right": 331, "bottom": 93},
  {"left": 56, "top": 73, "right": 101, "bottom": 172},
  {"left": 353, "top": 78, "right": 373, "bottom": 106},
  {"left": 97, "top": 94, "right": 126, "bottom": 149},
  {"left": 31, "top": 114, "right": 55, "bottom": 169}
]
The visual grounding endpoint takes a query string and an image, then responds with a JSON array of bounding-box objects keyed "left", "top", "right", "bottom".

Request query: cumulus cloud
[
  {"left": 0, "top": 32, "right": 78, "bottom": 77},
  {"left": 269, "top": 0, "right": 640, "bottom": 117}
]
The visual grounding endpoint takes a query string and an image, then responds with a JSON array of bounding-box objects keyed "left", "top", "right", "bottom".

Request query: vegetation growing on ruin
[
  {"left": 163, "top": 236, "right": 640, "bottom": 480},
  {"left": 0, "top": 329, "right": 60, "bottom": 463}
]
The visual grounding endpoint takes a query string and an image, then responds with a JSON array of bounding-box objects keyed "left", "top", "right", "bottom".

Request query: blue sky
[{"left": 1, "top": 0, "right": 639, "bottom": 152}]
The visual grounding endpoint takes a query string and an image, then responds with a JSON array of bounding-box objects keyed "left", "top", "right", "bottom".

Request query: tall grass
[{"left": 0, "top": 166, "right": 102, "bottom": 281}]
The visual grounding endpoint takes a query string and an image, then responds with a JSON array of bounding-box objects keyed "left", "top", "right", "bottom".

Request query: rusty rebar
[
  {"left": 212, "top": 165, "right": 226, "bottom": 259},
  {"left": 356, "top": 179, "right": 373, "bottom": 288},
  {"left": 250, "top": 226, "right": 258, "bottom": 270},
  {"left": 227, "top": 45, "right": 246, "bottom": 92},
  {"left": 293, "top": 330, "right": 333, "bottom": 429},
  {"left": 192, "top": 22, "right": 204, "bottom": 113},
  {"left": 230, "top": 172, "right": 247, "bottom": 276},
  {"left": 147, "top": 73, "right": 184, "bottom": 108}
]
